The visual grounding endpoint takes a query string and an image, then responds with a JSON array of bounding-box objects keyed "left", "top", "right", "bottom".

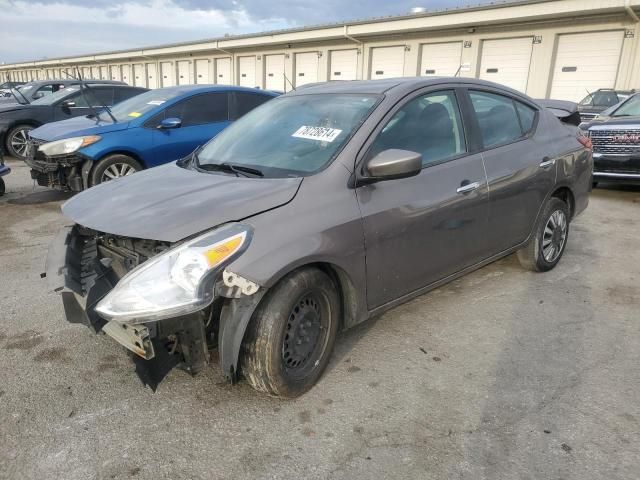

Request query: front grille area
[
  {"left": 590, "top": 129, "right": 640, "bottom": 155},
  {"left": 580, "top": 113, "right": 598, "bottom": 121}
]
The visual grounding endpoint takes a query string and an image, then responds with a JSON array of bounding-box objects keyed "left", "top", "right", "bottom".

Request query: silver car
[{"left": 46, "top": 77, "right": 593, "bottom": 397}]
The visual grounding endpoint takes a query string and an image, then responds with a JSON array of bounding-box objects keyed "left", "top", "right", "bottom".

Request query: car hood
[
  {"left": 62, "top": 162, "right": 303, "bottom": 242},
  {"left": 30, "top": 115, "right": 129, "bottom": 142},
  {"left": 589, "top": 115, "right": 640, "bottom": 128},
  {"left": 0, "top": 103, "right": 27, "bottom": 115}
]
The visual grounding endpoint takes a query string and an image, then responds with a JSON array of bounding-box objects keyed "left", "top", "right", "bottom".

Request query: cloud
[{"left": 0, "top": 0, "right": 499, "bottom": 64}]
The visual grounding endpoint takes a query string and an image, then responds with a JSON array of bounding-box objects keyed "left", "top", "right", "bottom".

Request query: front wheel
[
  {"left": 241, "top": 268, "right": 340, "bottom": 398},
  {"left": 517, "top": 197, "right": 569, "bottom": 272},
  {"left": 89, "top": 154, "right": 142, "bottom": 187},
  {"left": 6, "top": 124, "right": 34, "bottom": 160}
]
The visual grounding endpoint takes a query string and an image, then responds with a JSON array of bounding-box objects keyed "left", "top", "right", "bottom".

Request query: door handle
[
  {"left": 539, "top": 158, "right": 556, "bottom": 168},
  {"left": 456, "top": 181, "right": 480, "bottom": 194}
]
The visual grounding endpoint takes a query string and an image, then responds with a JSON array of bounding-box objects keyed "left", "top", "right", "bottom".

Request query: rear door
[
  {"left": 357, "top": 88, "right": 489, "bottom": 308},
  {"left": 147, "top": 92, "right": 231, "bottom": 165},
  {"left": 466, "top": 88, "right": 555, "bottom": 252}
]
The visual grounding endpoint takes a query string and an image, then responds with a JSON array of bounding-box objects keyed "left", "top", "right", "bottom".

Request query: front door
[{"left": 357, "top": 89, "right": 490, "bottom": 309}]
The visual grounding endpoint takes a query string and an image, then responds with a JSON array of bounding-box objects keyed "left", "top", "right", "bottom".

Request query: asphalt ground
[{"left": 1, "top": 157, "right": 639, "bottom": 480}]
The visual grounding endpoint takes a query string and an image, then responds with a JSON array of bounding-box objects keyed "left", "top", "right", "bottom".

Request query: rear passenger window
[
  {"left": 370, "top": 90, "right": 466, "bottom": 167},
  {"left": 232, "top": 92, "right": 271, "bottom": 120},
  {"left": 469, "top": 91, "right": 537, "bottom": 148},
  {"left": 164, "top": 93, "right": 229, "bottom": 127}
]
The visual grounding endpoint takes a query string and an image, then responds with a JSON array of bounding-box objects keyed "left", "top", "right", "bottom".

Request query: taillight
[{"left": 577, "top": 133, "right": 592, "bottom": 150}]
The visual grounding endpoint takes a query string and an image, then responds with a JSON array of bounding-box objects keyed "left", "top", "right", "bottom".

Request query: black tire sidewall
[
  {"left": 6, "top": 125, "right": 33, "bottom": 160},
  {"left": 533, "top": 197, "right": 569, "bottom": 272},
  {"left": 90, "top": 154, "right": 142, "bottom": 186}
]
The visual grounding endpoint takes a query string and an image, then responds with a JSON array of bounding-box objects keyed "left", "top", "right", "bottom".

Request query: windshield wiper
[
  {"left": 198, "top": 162, "right": 264, "bottom": 177},
  {"left": 12, "top": 88, "right": 29, "bottom": 105}
]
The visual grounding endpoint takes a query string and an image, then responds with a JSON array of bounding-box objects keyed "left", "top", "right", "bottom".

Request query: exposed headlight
[
  {"left": 38, "top": 135, "right": 101, "bottom": 157},
  {"left": 95, "top": 224, "right": 252, "bottom": 324}
]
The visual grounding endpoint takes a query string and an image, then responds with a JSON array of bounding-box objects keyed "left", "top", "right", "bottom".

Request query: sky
[{"left": 0, "top": 0, "right": 500, "bottom": 64}]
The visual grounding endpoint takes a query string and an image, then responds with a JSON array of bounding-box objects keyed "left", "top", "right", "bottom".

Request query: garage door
[
  {"left": 161, "top": 62, "right": 174, "bottom": 87},
  {"left": 295, "top": 52, "right": 319, "bottom": 87},
  {"left": 195, "top": 59, "right": 210, "bottom": 84},
  {"left": 370, "top": 46, "right": 405, "bottom": 79},
  {"left": 216, "top": 57, "right": 231, "bottom": 84},
  {"left": 330, "top": 49, "right": 358, "bottom": 80},
  {"left": 146, "top": 63, "right": 158, "bottom": 89},
  {"left": 480, "top": 37, "right": 533, "bottom": 92},
  {"left": 265, "top": 54, "right": 286, "bottom": 91},
  {"left": 110, "top": 65, "right": 121, "bottom": 81},
  {"left": 133, "top": 64, "right": 145, "bottom": 87},
  {"left": 421, "top": 42, "right": 463, "bottom": 77},
  {"left": 82, "top": 67, "right": 91, "bottom": 79},
  {"left": 177, "top": 60, "right": 191, "bottom": 85},
  {"left": 550, "top": 31, "right": 624, "bottom": 102},
  {"left": 121, "top": 65, "right": 131, "bottom": 85},
  {"left": 91, "top": 66, "right": 100, "bottom": 79},
  {"left": 239, "top": 56, "right": 256, "bottom": 87},
  {"left": 100, "top": 66, "right": 109, "bottom": 80}
]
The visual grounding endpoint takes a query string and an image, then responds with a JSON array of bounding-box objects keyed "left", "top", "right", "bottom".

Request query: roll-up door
[
  {"left": 195, "top": 59, "right": 210, "bottom": 84},
  {"left": 121, "top": 65, "right": 132, "bottom": 85},
  {"left": 550, "top": 31, "right": 624, "bottom": 102},
  {"left": 177, "top": 60, "right": 191, "bottom": 85},
  {"left": 480, "top": 37, "right": 533, "bottom": 92},
  {"left": 215, "top": 58, "right": 231, "bottom": 84},
  {"left": 110, "top": 65, "right": 121, "bottom": 81},
  {"left": 91, "top": 66, "right": 100, "bottom": 79},
  {"left": 265, "top": 54, "right": 286, "bottom": 91},
  {"left": 238, "top": 56, "right": 256, "bottom": 87},
  {"left": 330, "top": 49, "right": 358, "bottom": 80},
  {"left": 160, "top": 62, "right": 174, "bottom": 87},
  {"left": 420, "top": 42, "right": 463, "bottom": 77},
  {"left": 82, "top": 66, "right": 91, "bottom": 79},
  {"left": 133, "top": 64, "right": 145, "bottom": 87},
  {"left": 99, "top": 66, "right": 108, "bottom": 80},
  {"left": 294, "top": 52, "right": 319, "bottom": 87},
  {"left": 146, "top": 63, "right": 158, "bottom": 89},
  {"left": 370, "top": 46, "right": 405, "bottom": 79}
]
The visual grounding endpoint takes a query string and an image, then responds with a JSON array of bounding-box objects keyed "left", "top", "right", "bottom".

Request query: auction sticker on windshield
[{"left": 292, "top": 126, "right": 342, "bottom": 142}]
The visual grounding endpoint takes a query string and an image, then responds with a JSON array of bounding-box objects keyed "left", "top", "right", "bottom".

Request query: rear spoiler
[{"left": 536, "top": 99, "right": 581, "bottom": 126}]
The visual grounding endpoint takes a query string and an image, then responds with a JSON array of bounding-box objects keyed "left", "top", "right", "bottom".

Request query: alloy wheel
[
  {"left": 542, "top": 209, "right": 567, "bottom": 263},
  {"left": 101, "top": 163, "right": 137, "bottom": 182},
  {"left": 10, "top": 128, "right": 31, "bottom": 158}
]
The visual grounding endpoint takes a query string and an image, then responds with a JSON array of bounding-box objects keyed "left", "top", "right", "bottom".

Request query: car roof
[
  {"left": 154, "top": 84, "right": 280, "bottom": 97},
  {"left": 287, "top": 77, "right": 525, "bottom": 97}
]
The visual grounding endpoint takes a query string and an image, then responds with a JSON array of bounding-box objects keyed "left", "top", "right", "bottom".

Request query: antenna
[{"left": 283, "top": 72, "right": 295, "bottom": 92}]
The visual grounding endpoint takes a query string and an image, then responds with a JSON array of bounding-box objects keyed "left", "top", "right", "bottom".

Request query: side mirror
[
  {"left": 362, "top": 149, "right": 422, "bottom": 183},
  {"left": 158, "top": 117, "right": 182, "bottom": 129},
  {"left": 32, "top": 92, "right": 44, "bottom": 99},
  {"left": 63, "top": 100, "right": 76, "bottom": 108}
]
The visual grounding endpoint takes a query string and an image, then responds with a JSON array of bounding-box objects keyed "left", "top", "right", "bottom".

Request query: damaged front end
[
  {"left": 45, "top": 223, "right": 263, "bottom": 389},
  {"left": 25, "top": 138, "right": 89, "bottom": 191}
]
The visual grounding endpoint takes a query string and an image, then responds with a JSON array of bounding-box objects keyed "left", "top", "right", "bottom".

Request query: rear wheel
[
  {"left": 0, "top": 177, "right": 5, "bottom": 196},
  {"left": 517, "top": 197, "right": 569, "bottom": 272},
  {"left": 6, "top": 124, "right": 34, "bottom": 160},
  {"left": 241, "top": 268, "right": 340, "bottom": 398},
  {"left": 90, "top": 154, "right": 142, "bottom": 187}
]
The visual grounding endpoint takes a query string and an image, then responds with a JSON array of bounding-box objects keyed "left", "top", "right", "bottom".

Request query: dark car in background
[
  {"left": 46, "top": 78, "right": 592, "bottom": 397},
  {"left": 0, "top": 79, "right": 126, "bottom": 106},
  {"left": 0, "top": 83, "right": 147, "bottom": 160},
  {"left": 27, "top": 85, "right": 278, "bottom": 191},
  {"left": 577, "top": 88, "right": 635, "bottom": 122},
  {"left": 587, "top": 93, "right": 640, "bottom": 185}
]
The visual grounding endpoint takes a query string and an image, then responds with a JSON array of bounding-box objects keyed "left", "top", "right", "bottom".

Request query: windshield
[
  {"left": 31, "top": 86, "right": 78, "bottom": 106},
  {"left": 105, "top": 89, "right": 183, "bottom": 122},
  {"left": 612, "top": 94, "right": 640, "bottom": 117},
  {"left": 579, "top": 91, "right": 620, "bottom": 108},
  {"left": 196, "top": 94, "right": 379, "bottom": 177}
]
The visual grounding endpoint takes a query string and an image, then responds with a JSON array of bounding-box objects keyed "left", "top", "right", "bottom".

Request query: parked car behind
[
  {"left": 0, "top": 81, "right": 25, "bottom": 97},
  {"left": 27, "top": 85, "right": 278, "bottom": 191},
  {"left": 46, "top": 78, "right": 592, "bottom": 397},
  {"left": 577, "top": 88, "right": 635, "bottom": 122},
  {"left": 0, "top": 79, "right": 126, "bottom": 106},
  {"left": 586, "top": 92, "right": 640, "bottom": 185},
  {"left": 0, "top": 83, "right": 147, "bottom": 160}
]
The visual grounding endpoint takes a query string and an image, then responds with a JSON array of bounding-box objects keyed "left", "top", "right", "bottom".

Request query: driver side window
[{"left": 369, "top": 90, "right": 466, "bottom": 167}]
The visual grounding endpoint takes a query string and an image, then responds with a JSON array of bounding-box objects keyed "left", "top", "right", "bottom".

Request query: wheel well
[
  {"left": 311, "top": 262, "right": 360, "bottom": 330},
  {"left": 98, "top": 151, "right": 147, "bottom": 169},
  {"left": 551, "top": 187, "right": 575, "bottom": 219}
]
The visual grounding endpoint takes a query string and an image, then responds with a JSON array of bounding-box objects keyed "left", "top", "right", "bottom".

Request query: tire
[
  {"left": 592, "top": 181, "right": 598, "bottom": 189},
  {"left": 517, "top": 197, "right": 570, "bottom": 272},
  {"left": 6, "top": 124, "right": 34, "bottom": 160},
  {"left": 89, "top": 154, "right": 142, "bottom": 187},
  {"left": 241, "top": 268, "right": 340, "bottom": 398},
  {"left": 0, "top": 177, "right": 5, "bottom": 196}
]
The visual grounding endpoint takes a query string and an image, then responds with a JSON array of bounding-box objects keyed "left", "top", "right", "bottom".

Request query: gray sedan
[{"left": 47, "top": 77, "right": 593, "bottom": 397}]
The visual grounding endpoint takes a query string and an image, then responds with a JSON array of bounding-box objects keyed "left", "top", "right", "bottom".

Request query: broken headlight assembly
[
  {"left": 95, "top": 223, "right": 252, "bottom": 324},
  {"left": 38, "top": 135, "right": 101, "bottom": 157}
]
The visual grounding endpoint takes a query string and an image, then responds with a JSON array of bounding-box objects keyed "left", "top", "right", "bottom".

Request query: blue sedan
[{"left": 26, "top": 85, "right": 279, "bottom": 191}]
